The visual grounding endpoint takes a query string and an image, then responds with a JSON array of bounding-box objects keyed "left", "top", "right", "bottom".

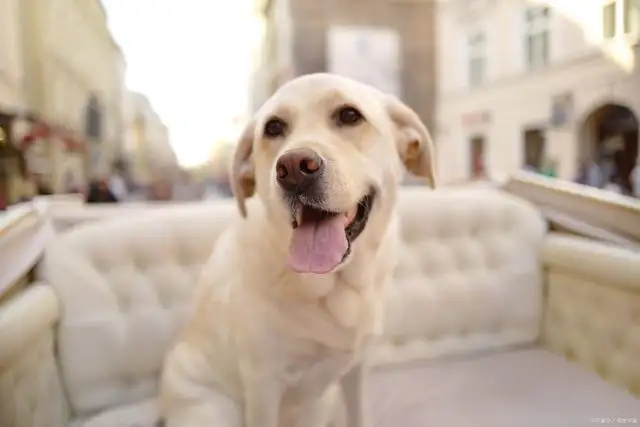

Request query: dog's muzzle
[{"left": 274, "top": 148, "right": 376, "bottom": 275}]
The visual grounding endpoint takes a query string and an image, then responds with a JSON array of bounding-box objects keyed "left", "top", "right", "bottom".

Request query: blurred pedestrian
[
  {"left": 603, "top": 172, "right": 623, "bottom": 194},
  {"left": 584, "top": 159, "right": 604, "bottom": 188},
  {"left": 33, "top": 174, "right": 53, "bottom": 195},
  {"left": 86, "top": 179, "right": 118, "bottom": 203},
  {"left": 575, "top": 160, "right": 588, "bottom": 184},
  {"left": 108, "top": 172, "right": 128, "bottom": 201}
]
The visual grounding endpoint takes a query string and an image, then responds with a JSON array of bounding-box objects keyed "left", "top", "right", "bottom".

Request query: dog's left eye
[
  {"left": 264, "top": 118, "right": 287, "bottom": 138},
  {"left": 334, "top": 106, "right": 364, "bottom": 126}
]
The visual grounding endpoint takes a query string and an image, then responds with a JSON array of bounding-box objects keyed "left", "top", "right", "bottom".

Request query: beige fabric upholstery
[
  {"left": 0, "top": 187, "right": 628, "bottom": 427},
  {"left": 40, "top": 204, "right": 237, "bottom": 419},
  {"left": 542, "top": 234, "right": 640, "bottom": 396},
  {"left": 38, "top": 188, "right": 548, "bottom": 423},
  {"left": 0, "top": 284, "right": 69, "bottom": 427},
  {"left": 370, "top": 348, "right": 640, "bottom": 427},
  {"left": 377, "top": 188, "right": 546, "bottom": 364}
]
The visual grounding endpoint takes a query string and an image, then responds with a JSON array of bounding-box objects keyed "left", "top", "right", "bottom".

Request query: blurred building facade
[
  {"left": 0, "top": 0, "right": 27, "bottom": 204},
  {"left": 435, "top": 0, "right": 640, "bottom": 188},
  {"left": 0, "top": 0, "right": 127, "bottom": 203},
  {"left": 19, "top": 0, "right": 127, "bottom": 192},
  {"left": 122, "top": 91, "right": 177, "bottom": 187},
  {"left": 250, "top": 0, "right": 437, "bottom": 130}
]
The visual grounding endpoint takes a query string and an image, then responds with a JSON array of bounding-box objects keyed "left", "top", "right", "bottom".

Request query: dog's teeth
[
  {"left": 295, "top": 205, "right": 303, "bottom": 226},
  {"left": 290, "top": 203, "right": 303, "bottom": 228},
  {"left": 344, "top": 207, "right": 358, "bottom": 227}
]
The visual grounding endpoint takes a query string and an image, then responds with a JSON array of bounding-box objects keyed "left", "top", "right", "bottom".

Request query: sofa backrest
[
  {"left": 376, "top": 187, "right": 546, "bottom": 364},
  {"left": 41, "top": 188, "right": 546, "bottom": 418},
  {"left": 40, "top": 202, "right": 238, "bottom": 417}
]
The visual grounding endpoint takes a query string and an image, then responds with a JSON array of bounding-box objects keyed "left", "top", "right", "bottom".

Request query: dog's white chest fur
[{"left": 278, "top": 337, "right": 356, "bottom": 390}]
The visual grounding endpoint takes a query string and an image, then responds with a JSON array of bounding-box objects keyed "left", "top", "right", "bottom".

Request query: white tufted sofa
[{"left": 1, "top": 188, "right": 639, "bottom": 427}]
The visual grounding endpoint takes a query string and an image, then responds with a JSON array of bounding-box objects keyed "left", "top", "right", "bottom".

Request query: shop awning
[{"left": 20, "top": 123, "right": 85, "bottom": 152}]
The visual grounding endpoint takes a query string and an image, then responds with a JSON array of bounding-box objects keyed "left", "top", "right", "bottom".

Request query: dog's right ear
[{"left": 230, "top": 121, "right": 256, "bottom": 218}]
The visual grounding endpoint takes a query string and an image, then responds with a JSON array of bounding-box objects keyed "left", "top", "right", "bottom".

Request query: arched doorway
[{"left": 580, "top": 103, "right": 638, "bottom": 194}]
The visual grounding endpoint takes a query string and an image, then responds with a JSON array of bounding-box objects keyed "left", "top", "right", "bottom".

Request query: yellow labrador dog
[{"left": 159, "top": 73, "right": 435, "bottom": 427}]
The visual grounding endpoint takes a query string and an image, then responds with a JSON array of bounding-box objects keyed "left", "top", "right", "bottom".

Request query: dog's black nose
[{"left": 276, "top": 148, "right": 324, "bottom": 193}]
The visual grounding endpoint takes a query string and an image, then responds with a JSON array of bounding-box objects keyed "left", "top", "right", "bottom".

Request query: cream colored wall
[
  {"left": 273, "top": 0, "right": 294, "bottom": 82},
  {"left": 146, "top": 121, "right": 175, "bottom": 172},
  {"left": 0, "top": 0, "right": 26, "bottom": 202},
  {"left": 0, "top": 0, "right": 24, "bottom": 113},
  {"left": 249, "top": 11, "right": 273, "bottom": 112},
  {"left": 249, "top": 38, "right": 270, "bottom": 113},
  {"left": 19, "top": 0, "right": 126, "bottom": 190},
  {"left": 435, "top": 0, "right": 640, "bottom": 184},
  {"left": 122, "top": 91, "right": 176, "bottom": 185},
  {"left": 249, "top": 0, "right": 295, "bottom": 112}
]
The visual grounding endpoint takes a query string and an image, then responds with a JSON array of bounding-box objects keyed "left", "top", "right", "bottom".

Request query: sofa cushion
[
  {"left": 377, "top": 188, "right": 546, "bottom": 365},
  {"left": 370, "top": 347, "right": 640, "bottom": 427},
  {"left": 70, "top": 348, "right": 640, "bottom": 427}
]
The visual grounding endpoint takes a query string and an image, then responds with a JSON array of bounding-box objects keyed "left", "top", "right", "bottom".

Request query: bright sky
[{"left": 101, "top": 0, "right": 262, "bottom": 167}]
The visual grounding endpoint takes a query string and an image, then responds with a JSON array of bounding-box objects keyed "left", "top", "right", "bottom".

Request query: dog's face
[{"left": 230, "top": 73, "right": 435, "bottom": 274}]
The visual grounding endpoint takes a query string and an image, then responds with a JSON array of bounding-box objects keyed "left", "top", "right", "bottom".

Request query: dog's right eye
[
  {"left": 334, "top": 106, "right": 365, "bottom": 127},
  {"left": 263, "top": 118, "right": 287, "bottom": 138}
]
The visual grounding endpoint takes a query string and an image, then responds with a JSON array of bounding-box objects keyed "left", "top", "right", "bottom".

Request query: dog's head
[{"left": 230, "top": 73, "right": 435, "bottom": 274}]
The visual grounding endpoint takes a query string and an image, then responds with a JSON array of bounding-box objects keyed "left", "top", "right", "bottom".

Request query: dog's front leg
[
  {"left": 242, "top": 371, "right": 282, "bottom": 427},
  {"left": 340, "top": 361, "right": 371, "bottom": 427}
]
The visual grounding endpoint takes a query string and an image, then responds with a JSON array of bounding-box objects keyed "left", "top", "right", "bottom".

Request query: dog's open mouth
[{"left": 287, "top": 190, "right": 376, "bottom": 274}]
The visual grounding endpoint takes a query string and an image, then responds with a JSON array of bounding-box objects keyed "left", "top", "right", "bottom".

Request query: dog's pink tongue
[{"left": 289, "top": 216, "right": 347, "bottom": 274}]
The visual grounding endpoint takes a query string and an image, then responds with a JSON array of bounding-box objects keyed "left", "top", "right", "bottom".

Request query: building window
[
  {"left": 85, "top": 94, "right": 102, "bottom": 140},
  {"left": 468, "top": 31, "right": 485, "bottom": 87},
  {"left": 523, "top": 128, "right": 545, "bottom": 172},
  {"left": 603, "top": 0, "right": 639, "bottom": 39},
  {"left": 524, "top": 6, "right": 550, "bottom": 69}
]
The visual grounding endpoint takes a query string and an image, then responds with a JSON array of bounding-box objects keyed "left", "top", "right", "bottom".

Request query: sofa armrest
[
  {"left": 541, "top": 233, "right": 640, "bottom": 396},
  {"left": 0, "top": 283, "right": 70, "bottom": 427}
]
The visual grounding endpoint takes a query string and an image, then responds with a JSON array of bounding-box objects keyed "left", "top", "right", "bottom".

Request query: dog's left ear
[
  {"left": 385, "top": 95, "right": 437, "bottom": 188},
  {"left": 229, "top": 121, "right": 256, "bottom": 218}
]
